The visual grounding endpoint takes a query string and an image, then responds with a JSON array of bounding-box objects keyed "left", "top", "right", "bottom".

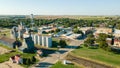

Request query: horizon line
[{"left": 0, "top": 14, "right": 120, "bottom": 16}]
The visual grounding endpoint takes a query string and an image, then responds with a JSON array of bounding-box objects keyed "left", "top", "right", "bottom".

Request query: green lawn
[
  {"left": 51, "top": 61, "right": 84, "bottom": 68},
  {"left": 71, "top": 47, "right": 120, "bottom": 68}
]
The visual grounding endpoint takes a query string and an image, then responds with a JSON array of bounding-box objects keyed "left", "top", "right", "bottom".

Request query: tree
[
  {"left": 99, "top": 41, "right": 109, "bottom": 50},
  {"left": 59, "top": 40, "right": 67, "bottom": 48},
  {"left": 32, "top": 56, "right": 36, "bottom": 62},
  {"left": 84, "top": 33, "right": 95, "bottom": 47},
  {"left": 50, "top": 30, "right": 54, "bottom": 33},
  {"left": 55, "top": 29, "right": 60, "bottom": 33},
  {"left": 26, "top": 58, "right": 31, "bottom": 65},
  {"left": 96, "top": 33, "right": 111, "bottom": 51},
  {"left": 73, "top": 29, "right": 83, "bottom": 35},
  {"left": 84, "top": 38, "right": 95, "bottom": 46},
  {"left": 87, "top": 34, "right": 94, "bottom": 38},
  {"left": 42, "top": 31, "right": 48, "bottom": 34},
  {"left": 96, "top": 33, "right": 108, "bottom": 43},
  {"left": 23, "top": 58, "right": 27, "bottom": 64}
]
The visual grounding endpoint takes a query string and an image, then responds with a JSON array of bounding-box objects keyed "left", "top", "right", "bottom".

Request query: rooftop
[
  {"left": 0, "top": 36, "right": 15, "bottom": 44},
  {"left": 95, "top": 28, "right": 112, "bottom": 34},
  {"left": 114, "top": 29, "right": 120, "bottom": 34},
  {"left": 79, "top": 27, "right": 93, "bottom": 31}
]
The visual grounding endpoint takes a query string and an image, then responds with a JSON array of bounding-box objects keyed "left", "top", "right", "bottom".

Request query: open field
[
  {"left": 71, "top": 47, "right": 120, "bottom": 68},
  {"left": 0, "top": 28, "right": 11, "bottom": 38},
  {"left": 50, "top": 61, "right": 85, "bottom": 68},
  {"left": 26, "top": 15, "right": 109, "bottom": 20}
]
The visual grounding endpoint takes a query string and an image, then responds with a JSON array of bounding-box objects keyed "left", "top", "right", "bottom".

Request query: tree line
[{"left": 0, "top": 17, "right": 120, "bottom": 29}]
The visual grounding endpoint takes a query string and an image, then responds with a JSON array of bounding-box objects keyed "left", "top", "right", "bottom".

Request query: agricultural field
[{"left": 30, "top": 15, "right": 108, "bottom": 20}]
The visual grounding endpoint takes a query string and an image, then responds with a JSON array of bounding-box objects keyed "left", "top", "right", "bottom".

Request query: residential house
[{"left": 9, "top": 55, "right": 23, "bottom": 64}]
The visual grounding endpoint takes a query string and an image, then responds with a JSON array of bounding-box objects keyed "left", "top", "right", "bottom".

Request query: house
[
  {"left": 9, "top": 55, "right": 23, "bottom": 64},
  {"left": 113, "top": 29, "right": 120, "bottom": 47},
  {"left": 113, "top": 37, "right": 120, "bottom": 47}
]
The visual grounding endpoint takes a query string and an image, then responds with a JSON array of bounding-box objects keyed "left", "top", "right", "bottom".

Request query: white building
[
  {"left": 38, "top": 36, "right": 42, "bottom": 45},
  {"left": 46, "top": 36, "right": 52, "bottom": 47},
  {"left": 42, "top": 36, "right": 46, "bottom": 47},
  {"left": 33, "top": 35, "right": 38, "bottom": 44}
]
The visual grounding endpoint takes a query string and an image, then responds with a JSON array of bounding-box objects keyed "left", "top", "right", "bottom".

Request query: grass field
[
  {"left": 50, "top": 61, "right": 85, "bottom": 68},
  {"left": 71, "top": 47, "right": 120, "bottom": 68}
]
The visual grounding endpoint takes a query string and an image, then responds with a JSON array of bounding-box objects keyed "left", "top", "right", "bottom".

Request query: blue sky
[{"left": 0, "top": 0, "right": 120, "bottom": 15}]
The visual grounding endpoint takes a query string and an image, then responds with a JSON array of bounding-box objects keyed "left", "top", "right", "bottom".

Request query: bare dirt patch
[
  {"left": 0, "top": 61, "right": 23, "bottom": 68},
  {"left": 0, "top": 47, "right": 9, "bottom": 55}
]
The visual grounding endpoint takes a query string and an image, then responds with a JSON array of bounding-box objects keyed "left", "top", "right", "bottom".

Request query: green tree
[
  {"left": 96, "top": 33, "right": 111, "bottom": 51},
  {"left": 87, "top": 34, "right": 94, "bottom": 38},
  {"left": 55, "top": 29, "right": 60, "bottom": 33},
  {"left": 96, "top": 33, "right": 108, "bottom": 43},
  {"left": 73, "top": 29, "right": 83, "bottom": 35},
  {"left": 59, "top": 40, "right": 67, "bottom": 48},
  {"left": 84, "top": 38, "right": 95, "bottom": 46},
  {"left": 32, "top": 56, "right": 36, "bottom": 62},
  {"left": 99, "top": 41, "right": 109, "bottom": 50},
  {"left": 26, "top": 58, "right": 31, "bottom": 65}
]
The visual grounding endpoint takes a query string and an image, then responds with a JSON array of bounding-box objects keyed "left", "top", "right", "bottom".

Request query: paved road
[{"left": 31, "top": 39, "right": 84, "bottom": 68}]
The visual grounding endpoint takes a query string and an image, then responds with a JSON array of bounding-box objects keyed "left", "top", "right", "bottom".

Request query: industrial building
[{"left": 31, "top": 34, "right": 52, "bottom": 48}]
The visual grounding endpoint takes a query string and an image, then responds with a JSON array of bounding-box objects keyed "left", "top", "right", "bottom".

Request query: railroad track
[{"left": 66, "top": 54, "right": 113, "bottom": 68}]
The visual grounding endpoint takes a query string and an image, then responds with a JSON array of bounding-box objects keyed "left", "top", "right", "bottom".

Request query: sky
[{"left": 0, "top": 0, "right": 120, "bottom": 15}]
